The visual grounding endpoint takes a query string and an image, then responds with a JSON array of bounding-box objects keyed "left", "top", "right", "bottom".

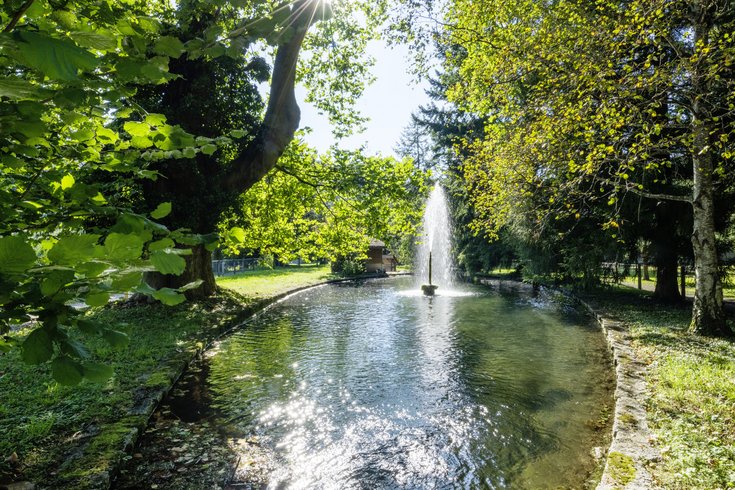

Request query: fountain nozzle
[{"left": 421, "top": 250, "right": 438, "bottom": 296}]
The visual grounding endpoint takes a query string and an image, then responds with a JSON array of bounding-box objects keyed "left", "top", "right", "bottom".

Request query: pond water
[{"left": 177, "top": 278, "right": 613, "bottom": 489}]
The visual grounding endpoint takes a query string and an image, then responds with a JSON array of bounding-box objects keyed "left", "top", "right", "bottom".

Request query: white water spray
[{"left": 417, "top": 185, "right": 455, "bottom": 290}]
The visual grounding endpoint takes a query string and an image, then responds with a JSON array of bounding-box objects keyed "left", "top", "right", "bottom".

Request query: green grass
[
  {"left": 217, "top": 264, "right": 337, "bottom": 299},
  {"left": 582, "top": 287, "right": 735, "bottom": 489},
  {"left": 618, "top": 271, "right": 735, "bottom": 299},
  {"left": 0, "top": 266, "right": 341, "bottom": 487}
]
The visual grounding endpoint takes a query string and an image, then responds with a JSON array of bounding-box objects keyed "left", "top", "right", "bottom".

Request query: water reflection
[{"left": 202, "top": 278, "right": 612, "bottom": 489}]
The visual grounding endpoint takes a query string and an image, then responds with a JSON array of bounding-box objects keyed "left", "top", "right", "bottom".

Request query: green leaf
[
  {"left": 96, "top": 127, "right": 118, "bottom": 143},
  {"left": 77, "top": 261, "right": 108, "bottom": 278},
  {"left": 111, "top": 271, "right": 143, "bottom": 290},
  {"left": 149, "top": 238, "right": 175, "bottom": 252},
  {"left": 150, "top": 250, "right": 186, "bottom": 275},
  {"left": 201, "top": 144, "right": 217, "bottom": 155},
  {"left": 61, "top": 174, "right": 75, "bottom": 190},
  {"left": 77, "top": 319, "right": 102, "bottom": 335},
  {"left": 152, "top": 287, "right": 186, "bottom": 306},
  {"left": 0, "top": 236, "right": 36, "bottom": 274},
  {"left": 21, "top": 328, "right": 54, "bottom": 364},
  {"left": 51, "top": 356, "right": 84, "bottom": 385},
  {"left": 123, "top": 121, "right": 150, "bottom": 137},
  {"left": 82, "top": 362, "right": 114, "bottom": 382},
  {"left": 40, "top": 269, "right": 76, "bottom": 297},
  {"left": 150, "top": 202, "right": 172, "bottom": 219},
  {"left": 48, "top": 235, "right": 100, "bottom": 266},
  {"left": 60, "top": 338, "right": 90, "bottom": 359},
  {"left": 104, "top": 233, "right": 144, "bottom": 261},
  {"left": 85, "top": 291, "right": 110, "bottom": 307},
  {"left": 228, "top": 227, "right": 246, "bottom": 244},
  {"left": 16, "top": 31, "right": 99, "bottom": 80},
  {"left": 102, "top": 329, "right": 129, "bottom": 349},
  {"left": 69, "top": 31, "right": 118, "bottom": 51},
  {"left": 178, "top": 280, "right": 203, "bottom": 291},
  {"left": 182, "top": 147, "right": 196, "bottom": 158},
  {"left": 0, "top": 77, "right": 44, "bottom": 100},
  {"left": 154, "top": 36, "right": 185, "bottom": 58}
]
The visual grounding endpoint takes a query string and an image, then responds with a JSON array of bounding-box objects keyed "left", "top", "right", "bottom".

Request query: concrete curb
[
  {"left": 56, "top": 272, "right": 406, "bottom": 490},
  {"left": 575, "top": 298, "right": 662, "bottom": 490}
]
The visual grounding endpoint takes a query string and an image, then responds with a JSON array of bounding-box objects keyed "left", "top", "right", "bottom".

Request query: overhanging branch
[
  {"left": 624, "top": 182, "right": 692, "bottom": 204},
  {"left": 221, "top": 0, "right": 320, "bottom": 195}
]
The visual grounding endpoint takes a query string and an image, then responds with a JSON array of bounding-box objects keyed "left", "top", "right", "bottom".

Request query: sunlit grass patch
[
  {"left": 217, "top": 264, "right": 336, "bottom": 299},
  {"left": 584, "top": 287, "right": 735, "bottom": 489}
]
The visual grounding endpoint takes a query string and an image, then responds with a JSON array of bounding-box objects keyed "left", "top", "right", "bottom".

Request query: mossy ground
[
  {"left": 582, "top": 286, "right": 735, "bottom": 490},
  {"left": 0, "top": 265, "right": 340, "bottom": 488}
]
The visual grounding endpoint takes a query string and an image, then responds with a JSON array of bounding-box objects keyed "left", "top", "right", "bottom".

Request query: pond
[{"left": 121, "top": 277, "right": 614, "bottom": 489}]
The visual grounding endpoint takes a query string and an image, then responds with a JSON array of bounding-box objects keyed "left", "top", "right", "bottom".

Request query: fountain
[{"left": 418, "top": 184, "right": 454, "bottom": 295}]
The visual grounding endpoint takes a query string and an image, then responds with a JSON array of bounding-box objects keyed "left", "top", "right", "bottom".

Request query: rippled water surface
[{"left": 204, "top": 278, "right": 613, "bottom": 489}]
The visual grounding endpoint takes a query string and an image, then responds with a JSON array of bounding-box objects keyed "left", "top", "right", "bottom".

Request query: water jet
[{"left": 417, "top": 185, "right": 454, "bottom": 293}]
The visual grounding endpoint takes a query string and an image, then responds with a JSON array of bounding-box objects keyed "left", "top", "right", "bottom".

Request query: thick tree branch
[
  {"left": 222, "top": 0, "right": 319, "bottom": 194},
  {"left": 3, "top": 0, "right": 35, "bottom": 32}
]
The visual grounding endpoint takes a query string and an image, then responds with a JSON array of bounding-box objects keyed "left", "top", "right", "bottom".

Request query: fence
[
  {"left": 211, "top": 258, "right": 261, "bottom": 276},
  {"left": 600, "top": 262, "right": 691, "bottom": 297}
]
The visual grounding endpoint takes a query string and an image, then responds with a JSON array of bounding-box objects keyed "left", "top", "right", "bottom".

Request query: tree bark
[
  {"left": 654, "top": 254, "right": 681, "bottom": 302},
  {"left": 689, "top": 20, "right": 728, "bottom": 336},
  {"left": 221, "top": 0, "right": 317, "bottom": 195},
  {"left": 652, "top": 202, "right": 682, "bottom": 302}
]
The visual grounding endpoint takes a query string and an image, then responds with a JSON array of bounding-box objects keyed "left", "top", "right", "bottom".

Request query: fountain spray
[{"left": 418, "top": 185, "right": 453, "bottom": 295}]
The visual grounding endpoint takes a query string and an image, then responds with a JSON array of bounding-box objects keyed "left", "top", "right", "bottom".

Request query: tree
[
  {"left": 220, "top": 138, "right": 428, "bottom": 262},
  {"left": 131, "top": 0, "right": 385, "bottom": 298},
  {"left": 394, "top": 118, "right": 434, "bottom": 170},
  {"left": 436, "top": 0, "right": 734, "bottom": 335},
  {"left": 0, "top": 0, "right": 386, "bottom": 383},
  {"left": 0, "top": 0, "right": 219, "bottom": 383}
]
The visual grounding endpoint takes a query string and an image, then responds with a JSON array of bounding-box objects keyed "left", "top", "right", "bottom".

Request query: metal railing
[{"left": 212, "top": 258, "right": 261, "bottom": 276}]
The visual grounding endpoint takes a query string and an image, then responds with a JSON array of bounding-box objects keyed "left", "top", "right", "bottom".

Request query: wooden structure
[{"left": 366, "top": 239, "right": 398, "bottom": 273}]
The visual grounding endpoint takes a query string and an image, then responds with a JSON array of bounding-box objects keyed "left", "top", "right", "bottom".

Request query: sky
[{"left": 295, "top": 40, "right": 431, "bottom": 158}]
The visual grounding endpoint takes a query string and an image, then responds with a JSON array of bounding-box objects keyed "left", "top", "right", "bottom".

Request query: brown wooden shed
[{"left": 366, "top": 239, "right": 398, "bottom": 273}]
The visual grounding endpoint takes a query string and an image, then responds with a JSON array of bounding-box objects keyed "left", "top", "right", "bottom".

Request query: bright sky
[{"left": 295, "top": 40, "right": 431, "bottom": 158}]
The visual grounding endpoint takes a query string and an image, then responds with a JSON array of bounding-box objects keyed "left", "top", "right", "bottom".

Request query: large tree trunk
[
  {"left": 144, "top": 245, "right": 217, "bottom": 300},
  {"left": 690, "top": 145, "right": 727, "bottom": 334},
  {"left": 652, "top": 202, "right": 682, "bottom": 302},
  {"left": 143, "top": 1, "right": 319, "bottom": 298},
  {"left": 689, "top": 20, "right": 728, "bottom": 336},
  {"left": 653, "top": 254, "right": 681, "bottom": 302}
]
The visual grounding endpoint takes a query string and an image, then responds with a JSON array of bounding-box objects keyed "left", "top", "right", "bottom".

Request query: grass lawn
[
  {"left": 581, "top": 286, "right": 735, "bottom": 489},
  {"left": 217, "top": 264, "right": 336, "bottom": 299},
  {"left": 0, "top": 265, "right": 339, "bottom": 488}
]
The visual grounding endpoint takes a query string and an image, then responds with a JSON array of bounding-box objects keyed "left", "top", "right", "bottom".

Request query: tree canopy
[{"left": 0, "top": 0, "right": 421, "bottom": 383}]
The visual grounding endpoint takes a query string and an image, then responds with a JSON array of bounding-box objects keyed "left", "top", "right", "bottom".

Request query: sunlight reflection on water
[{"left": 204, "top": 277, "right": 613, "bottom": 489}]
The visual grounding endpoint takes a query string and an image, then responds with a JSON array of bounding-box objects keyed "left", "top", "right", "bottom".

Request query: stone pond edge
[
  {"left": 57, "top": 272, "right": 408, "bottom": 490},
  {"left": 476, "top": 277, "right": 662, "bottom": 490}
]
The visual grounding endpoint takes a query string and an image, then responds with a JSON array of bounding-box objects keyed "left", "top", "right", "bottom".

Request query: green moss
[
  {"left": 618, "top": 412, "right": 637, "bottom": 427},
  {"left": 145, "top": 370, "right": 173, "bottom": 388},
  {"left": 607, "top": 451, "right": 636, "bottom": 485}
]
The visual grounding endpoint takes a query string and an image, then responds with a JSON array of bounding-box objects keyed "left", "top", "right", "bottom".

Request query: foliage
[
  {"left": 0, "top": 0, "right": 226, "bottom": 384},
  {"left": 396, "top": 0, "right": 735, "bottom": 331},
  {"left": 0, "top": 276, "right": 302, "bottom": 485},
  {"left": 221, "top": 139, "right": 429, "bottom": 264},
  {"left": 0, "top": 0, "right": 395, "bottom": 383}
]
